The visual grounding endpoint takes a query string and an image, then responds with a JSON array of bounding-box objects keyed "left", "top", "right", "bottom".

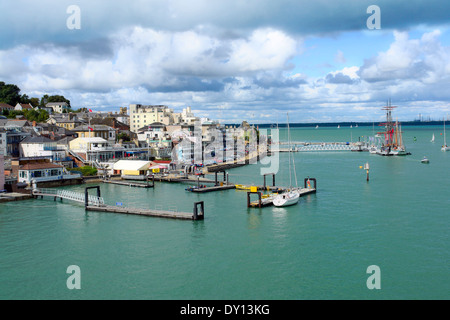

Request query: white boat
[
  {"left": 431, "top": 133, "right": 435, "bottom": 143},
  {"left": 315, "top": 125, "right": 319, "bottom": 129},
  {"left": 442, "top": 120, "right": 450, "bottom": 151},
  {"left": 337, "top": 125, "right": 340, "bottom": 129},
  {"left": 421, "top": 157, "right": 430, "bottom": 164},
  {"left": 273, "top": 189, "right": 300, "bottom": 207},
  {"left": 273, "top": 112, "right": 299, "bottom": 207}
]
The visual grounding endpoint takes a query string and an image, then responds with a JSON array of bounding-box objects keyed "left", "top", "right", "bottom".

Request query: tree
[{"left": 0, "top": 82, "right": 21, "bottom": 106}]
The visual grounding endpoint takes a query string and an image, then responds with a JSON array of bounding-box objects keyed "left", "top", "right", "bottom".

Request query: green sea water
[{"left": 0, "top": 125, "right": 448, "bottom": 300}]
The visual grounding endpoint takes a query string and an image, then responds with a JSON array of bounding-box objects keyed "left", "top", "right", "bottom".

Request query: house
[
  {"left": 73, "top": 124, "right": 116, "bottom": 143},
  {"left": 47, "top": 113, "right": 83, "bottom": 130},
  {"left": 46, "top": 102, "right": 70, "bottom": 114},
  {"left": 19, "top": 136, "right": 66, "bottom": 162},
  {"left": 17, "top": 161, "right": 80, "bottom": 186},
  {"left": 14, "top": 103, "right": 34, "bottom": 111},
  {"left": 0, "top": 103, "right": 14, "bottom": 114}
]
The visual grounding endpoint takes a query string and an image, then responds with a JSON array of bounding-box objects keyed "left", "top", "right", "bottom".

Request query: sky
[{"left": 1, "top": 0, "right": 450, "bottom": 124}]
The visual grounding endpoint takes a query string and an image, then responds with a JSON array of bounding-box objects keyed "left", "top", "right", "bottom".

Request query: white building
[
  {"left": 46, "top": 102, "right": 70, "bottom": 114},
  {"left": 17, "top": 162, "right": 80, "bottom": 185},
  {"left": 19, "top": 136, "right": 66, "bottom": 162}
]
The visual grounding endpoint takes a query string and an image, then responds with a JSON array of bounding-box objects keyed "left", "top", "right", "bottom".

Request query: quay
[{"left": 0, "top": 192, "right": 33, "bottom": 203}]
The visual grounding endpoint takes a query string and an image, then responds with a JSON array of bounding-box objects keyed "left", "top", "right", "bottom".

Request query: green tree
[{"left": 0, "top": 82, "right": 21, "bottom": 106}]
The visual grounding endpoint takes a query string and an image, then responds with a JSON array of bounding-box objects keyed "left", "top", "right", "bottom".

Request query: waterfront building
[
  {"left": 17, "top": 161, "right": 80, "bottom": 185},
  {"left": 19, "top": 136, "right": 66, "bottom": 162},
  {"left": 113, "top": 160, "right": 152, "bottom": 179}
]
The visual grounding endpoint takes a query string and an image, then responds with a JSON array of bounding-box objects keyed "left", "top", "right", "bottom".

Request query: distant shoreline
[{"left": 225, "top": 120, "right": 447, "bottom": 128}]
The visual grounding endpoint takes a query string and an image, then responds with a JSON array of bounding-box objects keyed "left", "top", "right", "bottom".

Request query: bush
[{"left": 69, "top": 166, "right": 97, "bottom": 176}]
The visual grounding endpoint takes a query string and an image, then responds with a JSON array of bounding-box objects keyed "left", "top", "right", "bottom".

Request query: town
[{"left": 0, "top": 100, "right": 265, "bottom": 196}]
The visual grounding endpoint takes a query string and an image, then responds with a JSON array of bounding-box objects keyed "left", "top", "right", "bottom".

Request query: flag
[
  {"left": 88, "top": 126, "right": 93, "bottom": 131},
  {"left": 88, "top": 109, "right": 93, "bottom": 112}
]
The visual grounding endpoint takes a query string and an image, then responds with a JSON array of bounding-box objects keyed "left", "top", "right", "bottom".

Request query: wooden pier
[
  {"left": 186, "top": 184, "right": 236, "bottom": 193},
  {"left": 85, "top": 203, "right": 204, "bottom": 220},
  {"left": 33, "top": 186, "right": 204, "bottom": 220},
  {"left": 102, "top": 179, "right": 154, "bottom": 188}
]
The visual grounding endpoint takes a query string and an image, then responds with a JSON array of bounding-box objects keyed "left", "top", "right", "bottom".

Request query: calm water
[{"left": 0, "top": 125, "right": 448, "bottom": 300}]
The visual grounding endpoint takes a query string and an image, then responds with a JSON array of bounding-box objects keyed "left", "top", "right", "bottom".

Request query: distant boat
[
  {"left": 431, "top": 133, "right": 435, "bottom": 143},
  {"left": 350, "top": 125, "right": 353, "bottom": 128},
  {"left": 315, "top": 125, "right": 319, "bottom": 129},
  {"left": 421, "top": 156, "right": 430, "bottom": 164},
  {"left": 337, "top": 125, "right": 340, "bottom": 129},
  {"left": 355, "top": 124, "right": 358, "bottom": 128},
  {"left": 442, "top": 120, "right": 450, "bottom": 151}
]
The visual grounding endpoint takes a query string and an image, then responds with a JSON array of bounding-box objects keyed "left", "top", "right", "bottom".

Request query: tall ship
[{"left": 375, "top": 100, "right": 410, "bottom": 156}]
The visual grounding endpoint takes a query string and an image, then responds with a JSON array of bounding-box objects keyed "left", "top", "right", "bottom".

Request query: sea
[{"left": 0, "top": 125, "right": 448, "bottom": 300}]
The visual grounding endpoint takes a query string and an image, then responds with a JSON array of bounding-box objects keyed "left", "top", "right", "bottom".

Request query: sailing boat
[
  {"left": 273, "top": 113, "right": 299, "bottom": 207},
  {"left": 442, "top": 120, "right": 449, "bottom": 151},
  {"left": 431, "top": 133, "right": 435, "bottom": 143}
]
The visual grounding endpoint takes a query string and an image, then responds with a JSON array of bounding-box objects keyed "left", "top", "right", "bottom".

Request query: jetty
[
  {"left": 102, "top": 176, "right": 154, "bottom": 188},
  {"left": 247, "top": 178, "right": 317, "bottom": 208},
  {"left": 32, "top": 186, "right": 204, "bottom": 220}
]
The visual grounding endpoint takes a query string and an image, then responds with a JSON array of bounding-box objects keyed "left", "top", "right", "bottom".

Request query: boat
[
  {"left": 375, "top": 100, "right": 410, "bottom": 156},
  {"left": 273, "top": 189, "right": 300, "bottom": 207},
  {"left": 315, "top": 125, "right": 319, "bottom": 129},
  {"left": 235, "top": 184, "right": 253, "bottom": 190},
  {"left": 421, "top": 157, "right": 430, "bottom": 164},
  {"left": 273, "top": 112, "right": 300, "bottom": 207},
  {"left": 337, "top": 125, "right": 340, "bottom": 129},
  {"left": 431, "top": 133, "right": 435, "bottom": 143},
  {"left": 441, "top": 120, "right": 450, "bottom": 151}
]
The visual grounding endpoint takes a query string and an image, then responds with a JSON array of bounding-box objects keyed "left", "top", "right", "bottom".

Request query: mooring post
[{"left": 193, "top": 201, "right": 204, "bottom": 220}]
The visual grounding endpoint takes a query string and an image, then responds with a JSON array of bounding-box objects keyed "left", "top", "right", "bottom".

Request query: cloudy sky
[{"left": 1, "top": 0, "right": 450, "bottom": 123}]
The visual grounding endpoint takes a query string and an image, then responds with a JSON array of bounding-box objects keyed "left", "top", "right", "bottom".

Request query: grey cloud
[{"left": 325, "top": 72, "right": 358, "bottom": 84}]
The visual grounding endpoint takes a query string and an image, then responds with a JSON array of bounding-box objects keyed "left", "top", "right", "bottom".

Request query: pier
[
  {"left": 102, "top": 175, "right": 155, "bottom": 188},
  {"left": 33, "top": 186, "right": 204, "bottom": 221},
  {"left": 247, "top": 178, "right": 317, "bottom": 208}
]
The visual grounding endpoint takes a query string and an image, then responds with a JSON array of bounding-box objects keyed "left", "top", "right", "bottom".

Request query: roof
[
  {"left": 46, "top": 102, "right": 68, "bottom": 106},
  {"left": 17, "top": 103, "right": 34, "bottom": 109},
  {"left": 72, "top": 137, "right": 108, "bottom": 143},
  {"left": 21, "top": 136, "right": 54, "bottom": 144},
  {"left": 20, "top": 163, "right": 63, "bottom": 170},
  {"left": 73, "top": 124, "right": 114, "bottom": 131},
  {"left": 0, "top": 103, "right": 14, "bottom": 109},
  {"left": 113, "top": 160, "right": 152, "bottom": 171}
]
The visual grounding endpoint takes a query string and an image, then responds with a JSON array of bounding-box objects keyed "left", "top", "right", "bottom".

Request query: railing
[{"left": 33, "top": 188, "right": 104, "bottom": 206}]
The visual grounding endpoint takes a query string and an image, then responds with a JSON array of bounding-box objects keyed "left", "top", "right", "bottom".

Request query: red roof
[
  {"left": 153, "top": 160, "right": 171, "bottom": 164},
  {"left": 0, "top": 103, "right": 14, "bottom": 109}
]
